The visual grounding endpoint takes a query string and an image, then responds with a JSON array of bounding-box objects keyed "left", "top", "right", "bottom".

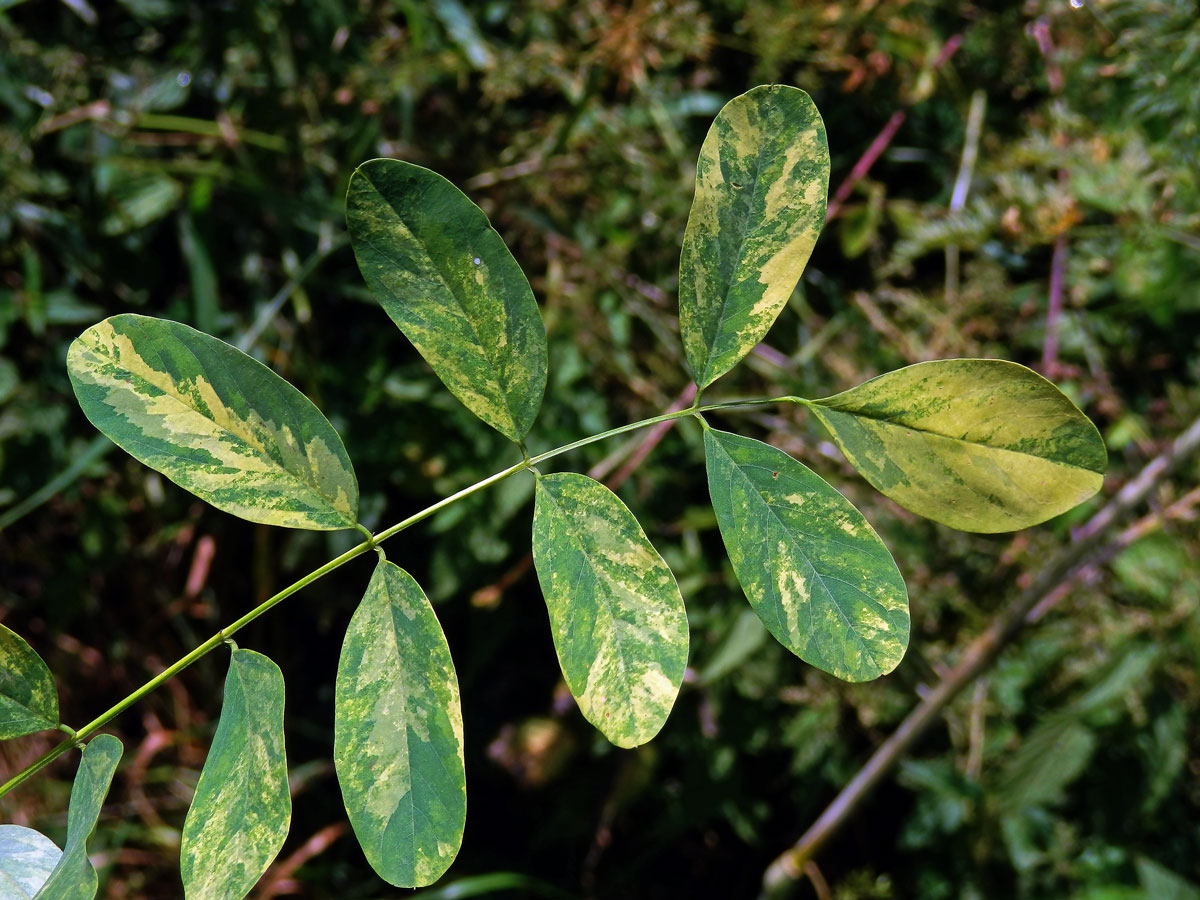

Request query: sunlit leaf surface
[
  {"left": 803, "top": 360, "right": 1107, "bottom": 532},
  {"left": 347, "top": 159, "right": 547, "bottom": 442},
  {"left": 704, "top": 427, "right": 909, "bottom": 682},
  {"left": 679, "top": 85, "right": 829, "bottom": 389},
  {"left": 0, "top": 825, "right": 62, "bottom": 899},
  {"left": 180, "top": 649, "right": 290, "bottom": 900},
  {"left": 531, "top": 473, "right": 689, "bottom": 747},
  {"left": 67, "top": 315, "right": 359, "bottom": 530},
  {"left": 0, "top": 624, "right": 58, "bottom": 740},
  {"left": 32, "top": 734, "right": 122, "bottom": 900},
  {"left": 335, "top": 560, "right": 466, "bottom": 888}
]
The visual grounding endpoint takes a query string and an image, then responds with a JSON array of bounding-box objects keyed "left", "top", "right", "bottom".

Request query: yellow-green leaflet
[
  {"left": 679, "top": 85, "right": 829, "bottom": 389},
  {"left": 0, "top": 623, "right": 59, "bottom": 740},
  {"left": 704, "top": 427, "right": 909, "bottom": 682},
  {"left": 346, "top": 159, "right": 547, "bottom": 443},
  {"left": 32, "top": 734, "right": 123, "bottom": 900},
  {"left": 803, "top": 359, "right": 1107, "bottom": 533},
  {"left": 531, "top": 473, "right": 689, "bottom": 748},
  {"left": 0, "top": 826, "right": 62, "bottom": 899},
  {"left": 67, "top": 315, "right": 358, "bottom": 530},
  {"left": 180, "top": 649, "right": 290, "bottom": 900},
  {"left": 334, "top": 560, "right": 466, "bottom": 888}
]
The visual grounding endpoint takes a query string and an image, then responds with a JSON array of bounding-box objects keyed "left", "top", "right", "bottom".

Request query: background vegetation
[{"left": 1, "top": 1, "right": 1198, "bottom": 898}]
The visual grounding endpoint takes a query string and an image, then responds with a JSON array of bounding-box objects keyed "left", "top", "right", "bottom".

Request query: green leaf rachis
[{"left": 0, "top": 84, "right": 1107, "bottom": 897}]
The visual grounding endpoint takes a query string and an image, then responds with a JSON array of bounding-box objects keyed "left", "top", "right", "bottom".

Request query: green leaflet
[
  {"left": 335, "top": 560, "right": 466, "bottom": 888},
  {"left": 180, "top": 648, "right": 290, "bottom": 900},
  {"left": 0, "top": 624, "right": 59, "bottom": 740},
  {"left": 67, "top": 314, "right": 359, "bottom": 530},
  {"left": 801, "top": 359, "right": 1107, "bottom": 533},
  {"left": 0, "top": 825, "right": 62, "bottom": 898},
  {"left": 1135, "top": 857, "right": 1200, "bottom": 900},
  {"left": 994, "top": 717, "right": 1096, "bottom": 813},
  {"left": 347, "top": 159, "right": 547, "bottom": 442},
  {"left": 679, "top": 85, "right": 829, "bottom": 389},
  {"left": 531, "top": 473, "right": 689, "bottom": 748},
  {"left": 703, "top": 427, "right": 909, "bottom": 682},
  {"left": 698, "top": 608, "right": 768, "bottom": 685},
  {"left": 32, "top": 733, "right": 123, "bottom": 900}
]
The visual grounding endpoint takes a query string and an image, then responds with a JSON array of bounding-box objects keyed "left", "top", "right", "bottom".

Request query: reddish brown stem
[
  {"left": 471, "top": 382, "right": 699, "bottom": 608},
  {"left": 608, "top": 383, "right": 698, "bottom": 486},
  {"left": 760, "top": 413, "right": 1200, "bottom": 898},
  {"left": 826, "top": 111, "right": 906, "bottom": 222},
  {"left": 825, "top": 34, "right": 963, "bottom": 222},
  {"left": 1042, "top": 233, "right": 1068, "bottom": 374}
]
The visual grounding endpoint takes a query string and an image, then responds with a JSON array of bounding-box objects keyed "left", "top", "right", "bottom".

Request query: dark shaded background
[{"left": 1, "top": 1, "right": 1199, "bottom": 898}]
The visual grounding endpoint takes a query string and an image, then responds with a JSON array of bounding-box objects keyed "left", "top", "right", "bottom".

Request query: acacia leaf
[
  {"left": 803, "top": 359, "right": 1107, "bottom": 532},
  {"left": 32, "top": 733, "right": 123, "bottom": 900},
  {"left": 180, "top": 648, "right": 290, "bottom": 900},
  {"left": 0, "top": 825, "right": 62, "bottom": 898},
  {"left": 679, "top": 85, "right": 829, "bottom": 389},
  {"left": 347, "top": 159, "right": 547, "bottom": 442},
  {"left": 0, "top": 623, "right": 58, "bottom": 740},
  {"left": 335, "top": 560, "right": 466, "bottom": 888},
  {"left": 531, "top": 473, "right": 689, "bottom": 747},
  {"left": 67, "top": 314, "right": 359, "bottom": 530},
  {"left": 704, "top": 427, "right": 909, "bottom": 682}
]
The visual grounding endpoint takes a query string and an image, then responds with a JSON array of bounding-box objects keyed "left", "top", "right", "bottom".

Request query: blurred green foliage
[{"left": 1, "top": 1, "right": 1198, "bottom": 898}]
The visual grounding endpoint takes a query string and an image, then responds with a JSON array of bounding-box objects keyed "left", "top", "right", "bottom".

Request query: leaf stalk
[{"left": 0, "top": 396, "right": 799, "bottom": 799}]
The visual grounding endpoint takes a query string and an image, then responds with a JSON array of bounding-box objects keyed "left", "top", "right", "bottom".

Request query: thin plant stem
[
  {"left": 236, "top": 235, "right": 349, "bottom": 352},
  {"left": 374, "top": 397, "right": 781, "bottom": 546},
  {"left": 945, "top": 90, "right": 987, "bottom": 308},
  {"left": 758, "top": 412, "right": 1200, "bottom": 899},
  {"left": 1032, "top": 17, "right": 1071, "bottom": 376},
  {"left": 0, "top": 537, "right": 373, "bottom": 798},
  {"left": 608, "top": 383, "right": 700, "bottom": 488},
  {"left": 469, "top": 382, "right": 702, "bottom": 608},
  {"left": 0, "top": 434, "right": 113, "bottom": 532},
  {"left": 521, "top": 398, "right": 778, "bottom": 470},
  {"left": 132, "top": 113, "right": 288, "bottom": 152},
  {"left": 825, "top": 34, "right": 963, "bottom": 221},
  {"left": 0, "top": 395, "right": 795, "bottom": 799},
  {"left": 1043, "top": 232, "right": 1068, "bottom": 374}
]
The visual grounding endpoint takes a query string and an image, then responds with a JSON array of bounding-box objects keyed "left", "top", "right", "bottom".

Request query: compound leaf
[
  {"left": 0, "top": 825, "right": 62, "bottom": 898},
  {"left": 67, "top": 315, "right": 358, "bottom": 530},
  {"left": 531, "top": 473, "right": 689, "bottom": 748},
  {"left": 335, "top": 560, "right": 466, "bottom": 888},
  {"left": 704, "top": 427, "right": 908, "bottom": 682},
  {"left": 347, "top": 159, "right": 547, "bottom": 442},
  {"left": 0, "top": 623, "right": 58, "bottom": 740},
  {"left": 32, "top": 733, "right": 122, "bottom": 900},
  {"left": 679, "top": 85, "right": 829, "bottom": 389},
  {"left": 802, "top": 359, "right": 1107, "bottom": 533},
  {"left": 180, "top": 648, "right": 290, "bottom": 900}
]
